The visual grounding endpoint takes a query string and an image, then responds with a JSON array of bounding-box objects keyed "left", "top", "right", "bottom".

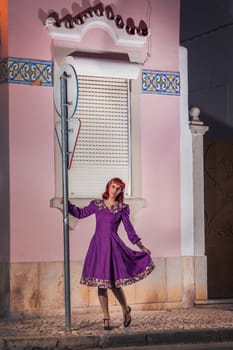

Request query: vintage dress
[{"left": 68, "top": 199, "right": 155, "bottom": 288}]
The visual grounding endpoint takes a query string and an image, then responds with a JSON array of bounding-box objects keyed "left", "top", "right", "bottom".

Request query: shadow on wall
[{"left": 190, "top": 111, "right": 233, "bottom": 141}]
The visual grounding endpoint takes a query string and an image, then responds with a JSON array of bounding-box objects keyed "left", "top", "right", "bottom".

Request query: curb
[{"left": 1, "top": 328, "right": 233, "bottom": 349}]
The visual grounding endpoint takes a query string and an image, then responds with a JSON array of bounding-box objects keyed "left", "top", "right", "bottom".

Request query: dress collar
[{"left": 95, "top": 200, "right": 127, "bottom": 213}]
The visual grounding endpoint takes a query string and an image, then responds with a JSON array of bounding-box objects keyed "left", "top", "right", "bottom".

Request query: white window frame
[{"left": 52, "top": 49, "right": 144, "bottom": 217}]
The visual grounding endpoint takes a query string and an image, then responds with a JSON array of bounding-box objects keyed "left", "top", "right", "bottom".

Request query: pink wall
[
  {"left": 9, "top": 85, "right": 63, "bottom": 262},
  {"left": 7, "top": 0, "right": 180, "bottom": 262},
  {"left": 137, "top": 94, "right": 180, "bottom": 257},
  {"left": 146, "top": 0, "right": 180, "bottom": 70},
  {"left": 8, "top": 0, "right": 52, "bottom": 60},
  {"left": 0, "top": 85, "right": 10, "bottom": 262}
]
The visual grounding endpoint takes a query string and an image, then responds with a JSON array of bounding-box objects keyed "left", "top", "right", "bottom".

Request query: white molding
[
  {"left": 179, "top": 46, "right": 194, "bottom": 256},
  {"left": 189, "top": 123, "right": 209, "bottom": 257},
  {"left": 45, "top": 16, "right": 148, "bottom": 48}
]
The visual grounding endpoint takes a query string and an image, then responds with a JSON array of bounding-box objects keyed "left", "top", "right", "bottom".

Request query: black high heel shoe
[
  {"left": 123, "top": 306, "right": 132, "bottom": 327},
  {"left": 103, "top": 318, "right": 113, "bottom": 330}
]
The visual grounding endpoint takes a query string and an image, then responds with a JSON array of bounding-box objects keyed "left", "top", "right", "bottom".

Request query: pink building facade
[{"left": 0, "top": 0, "right": 207, "bottom": 315}]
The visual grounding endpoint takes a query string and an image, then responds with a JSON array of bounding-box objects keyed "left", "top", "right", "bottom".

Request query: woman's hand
[
  {"left": 136, "top": 240, "right": 151, "bottom": 255},
  {"left": 140, "top": 246, "right": 151, "bottom": 255}
]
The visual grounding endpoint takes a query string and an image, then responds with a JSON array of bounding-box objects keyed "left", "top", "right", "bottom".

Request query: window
[
  {"left": 69, "top": 75, "right": 131, "bottom": 197},
  {"left": 54, "top": 55, "right": 143, "bottom": 205}
]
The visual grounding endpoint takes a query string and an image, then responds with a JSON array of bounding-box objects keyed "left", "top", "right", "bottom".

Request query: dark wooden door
[{"left": 204, "top": 141, "right": 233, "bottom": 298}]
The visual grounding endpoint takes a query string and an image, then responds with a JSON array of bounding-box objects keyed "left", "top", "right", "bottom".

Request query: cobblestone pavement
[{"left": 0, "top": 306, "right": 233, "bottom": 338}]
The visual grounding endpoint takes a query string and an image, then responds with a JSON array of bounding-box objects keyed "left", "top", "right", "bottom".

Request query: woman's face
[{"left": 108, "top": 182, "right": 122, "bottom": 199}]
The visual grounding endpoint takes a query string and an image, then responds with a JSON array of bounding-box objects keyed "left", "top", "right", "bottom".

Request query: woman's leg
[
  {"left": 98, "top": 288, "right": 110, "bottom": 318},
  {"left": 111, "top": 287, "right": 128, "bottom": 314},
  {"left": 98, "top": 287, "right": 112, "bottom": 329},
  {"left": 111, "top": 287, "right": 131, "bottom": 326}
]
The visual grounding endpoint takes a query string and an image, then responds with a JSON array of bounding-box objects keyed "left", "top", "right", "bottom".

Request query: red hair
[{"left": 102, "top": 177, "right": 125, "bottom": 203}]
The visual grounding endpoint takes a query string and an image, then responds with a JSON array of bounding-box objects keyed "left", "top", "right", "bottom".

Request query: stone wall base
[
  {"left": 0, "top": 262, "right": 9, "bottom": 317},
  {"left": 0, "top": 256, "right": 207, "bottom": 315}
]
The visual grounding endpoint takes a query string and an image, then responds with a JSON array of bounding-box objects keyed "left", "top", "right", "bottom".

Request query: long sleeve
[
  {"left": 68, "top": 200, "right": 96, "bottom": 219},
  {"left": 121, "top": 205, "right": 141, "bottom": 244}
]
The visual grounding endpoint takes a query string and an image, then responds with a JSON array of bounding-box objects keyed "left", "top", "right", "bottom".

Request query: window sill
[{"left": 50, "top": 197, "right": 146, "bottom": 230}]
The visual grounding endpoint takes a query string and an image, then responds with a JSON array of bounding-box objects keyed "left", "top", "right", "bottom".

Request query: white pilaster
[
  {"left": 189, "top": 116, "right": 209, "bottom": 256},
  {"left": 179, "top": 46, "right": 194, "bottom": 256}
]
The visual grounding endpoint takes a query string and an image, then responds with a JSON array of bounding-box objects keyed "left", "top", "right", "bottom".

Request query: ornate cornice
[{"left": 45, "top": 2, "right": 149, "bottom": 47}]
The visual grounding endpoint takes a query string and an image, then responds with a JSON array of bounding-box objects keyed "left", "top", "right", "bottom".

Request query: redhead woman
[{"left": 67, "top": 177, "right": 155, "bottom": 330}]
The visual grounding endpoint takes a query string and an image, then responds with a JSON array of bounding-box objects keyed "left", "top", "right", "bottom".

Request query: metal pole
[{"left": 60, "top": 73, "right": 71, "bottom": 331}]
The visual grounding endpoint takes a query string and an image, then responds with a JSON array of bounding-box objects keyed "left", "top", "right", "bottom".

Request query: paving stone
[{"left": 0, "top": 307, "right": 232, "bottom": 340}]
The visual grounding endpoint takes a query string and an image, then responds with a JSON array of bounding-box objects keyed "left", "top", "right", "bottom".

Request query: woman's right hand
[
  {"left": 136, "top": 240, "right": 151, "bottom": 255},
  {"left": 140, "top": 245, "right": 151, "bottom": 255}
]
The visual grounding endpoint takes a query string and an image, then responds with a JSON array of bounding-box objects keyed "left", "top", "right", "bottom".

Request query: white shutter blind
[{"left": 69, "top": 75, "right": 131, "bottom": 198}]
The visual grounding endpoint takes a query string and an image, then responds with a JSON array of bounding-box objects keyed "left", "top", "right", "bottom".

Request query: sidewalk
[{"left": 0, "top": 305, "right": 233, "bottom": 349}]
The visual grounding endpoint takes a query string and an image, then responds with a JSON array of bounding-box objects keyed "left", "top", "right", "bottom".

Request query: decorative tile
[
  {"left": 142, "top": 70, "right": 180, "bottom": 95},
  {"left": 1, "top": 59, "right": 179, "bottom": 94},
  {"left": 0, "top": 57, "right": 53, "bottom": 86}
]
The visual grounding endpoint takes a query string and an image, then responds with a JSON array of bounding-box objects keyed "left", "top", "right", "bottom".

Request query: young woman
[{"left": 67, "top": 177, "right": 155, "bottom": 330}]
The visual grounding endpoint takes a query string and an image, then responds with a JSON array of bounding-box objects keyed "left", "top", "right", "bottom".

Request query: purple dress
[{"left": 69, "top": 199, "right": 155, "bottom": 289}]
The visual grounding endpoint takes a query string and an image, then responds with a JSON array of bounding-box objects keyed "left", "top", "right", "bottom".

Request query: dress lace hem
[{"left": 80, "top": 260, "right": 156, "bottom": 289}]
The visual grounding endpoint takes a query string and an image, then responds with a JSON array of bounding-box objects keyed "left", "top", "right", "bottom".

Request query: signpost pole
[
  {"left": 60, "top": 73, "right": 71, "bottom": 331},
  {"left": 54, "top": 64, "right": 78, "bottom": 331}
]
